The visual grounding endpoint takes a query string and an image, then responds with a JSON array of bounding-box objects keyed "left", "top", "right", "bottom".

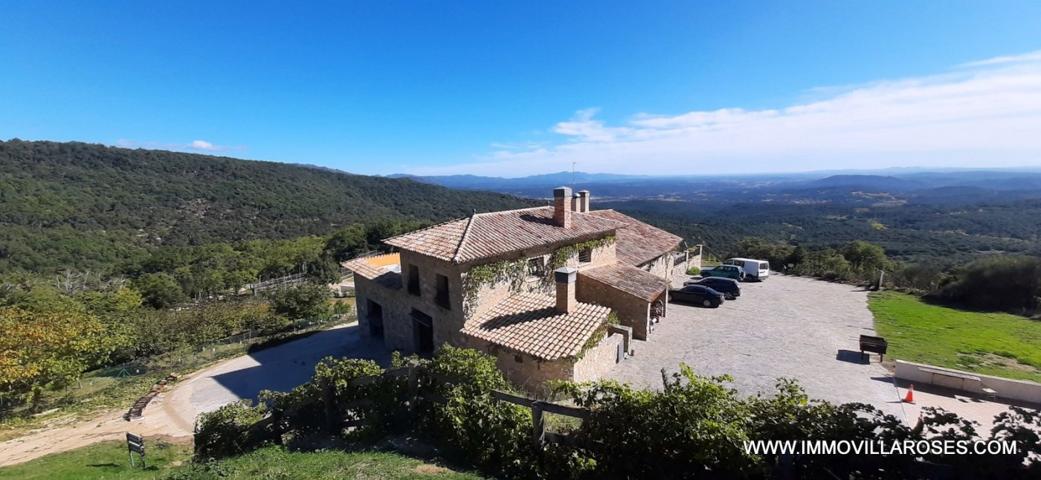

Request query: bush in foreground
[{"left": 194, "top": 347, "right": 1041, "bottom": 479}]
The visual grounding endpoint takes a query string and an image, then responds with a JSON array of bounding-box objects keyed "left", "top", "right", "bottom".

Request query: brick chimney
[
  {"left": 578, "top": 190, "right": 590, "bottom": 212},
  {"left": 553, "top": 187, "right": 572, "bottom": 228},
  {"left": 554, "top": 266, "right": 578, "bottom": 314}
]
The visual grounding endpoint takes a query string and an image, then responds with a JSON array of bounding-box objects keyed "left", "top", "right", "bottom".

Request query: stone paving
[{"left": 606, "top": 274, "right": 908, "bottom": 421}]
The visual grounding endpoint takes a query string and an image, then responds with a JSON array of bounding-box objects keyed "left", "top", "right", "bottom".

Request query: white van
[{"left": 723, "top": 258, "right": 770, "bottom": 281}]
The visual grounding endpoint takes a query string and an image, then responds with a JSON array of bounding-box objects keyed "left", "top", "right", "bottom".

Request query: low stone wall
[{"left": 894, "top": 360, "right": 1041, "bottom": 404}]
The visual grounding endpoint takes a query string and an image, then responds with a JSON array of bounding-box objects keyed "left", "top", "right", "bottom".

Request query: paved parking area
[{"left": 606, "top": 274, "right": 908, "bottom": 421}]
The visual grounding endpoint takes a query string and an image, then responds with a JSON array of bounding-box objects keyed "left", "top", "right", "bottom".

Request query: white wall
[{"left": 894, "top": 360, "right": 1041, "bottom": 404}]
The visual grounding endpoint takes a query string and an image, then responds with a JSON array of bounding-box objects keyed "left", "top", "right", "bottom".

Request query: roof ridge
[
  {"left": 473, "top": 205, "right": 549, "bottom": 217},
  {"left": 382, "top": 216, "right": 467, "bottom": 243},
  {"left": 452, "top": 213, "right": 477, "bottom": 262}
]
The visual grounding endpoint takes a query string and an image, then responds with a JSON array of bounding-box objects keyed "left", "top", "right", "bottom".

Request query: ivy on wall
[
  {"left": 577, "top": 311, "right": 620, "bottom": 359},
  {"left": 461, "top": 258, "right": 528, "bottom": 316},
  {"left": 460, "top": 234, "right": 616, "bottom": 318},
  {"left": 546, "top": 235, "right": 616, "bottom": 274}
]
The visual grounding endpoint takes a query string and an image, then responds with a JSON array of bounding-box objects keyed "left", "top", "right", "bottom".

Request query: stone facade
[
  {"left": 348, "top": 187, "right": 687, "bottom": 392},
  {"left": 467, "top": 329, "right": 626, "bottom": 392},
  {"left": 467, "top": 336, "right": 576, "bottom": 393},
  {"left": 573, "top": 333, "right": 625, "bottom": 382},
  {"left": 643, "top": 253, "right": 673, "bottom": 282},
  {"left": 577, "top": 275, "right": 653, "bottom": 340},
  {"left": 358, "top": 237, "right": 619, "bottom": 355},
  {"left": 355, "top": 250, "right": 469, "bottom": 352}
]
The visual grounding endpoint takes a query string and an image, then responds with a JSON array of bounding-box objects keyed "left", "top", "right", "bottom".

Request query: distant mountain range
[{"left": 392, "top": 169, "right": 1041, "bottom": 206}]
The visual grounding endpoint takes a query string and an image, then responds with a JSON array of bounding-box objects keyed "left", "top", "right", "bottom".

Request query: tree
[
  {"left": 841, "top": 241, "right": 891, "bottom": 274},
  {"left": 786, "top": 245, "right": 806, "bottom": 270},
  {"left": 77, "top": 286, "right": 142, "bottom": 315},
  {"left": 267, "top": 284, "right": 330, "bottom": 320},
  {"left": 77, "top": 287, "right": 143, "bottom": 364},
  {"left": 0, "top": 306, "right": 106, "bottom": 408},
  {"left": 324, "top": 224, "right": 369, "bottom": 262},
  {"left": 731, "top": 238, "right": 794, "bottom": 271},
  {"left": 133, "top": 272, "right": 187, "bottom": 308},
  {"left": 930, "top": 256, "right": 1041, "bottom": 313}
]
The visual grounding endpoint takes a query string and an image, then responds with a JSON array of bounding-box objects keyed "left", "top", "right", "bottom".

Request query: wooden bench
[{"left": 859, "top": 335, "right": 888, "bottom": 362}]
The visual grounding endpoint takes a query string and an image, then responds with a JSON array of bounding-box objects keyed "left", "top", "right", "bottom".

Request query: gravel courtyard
[{"left": 605, "top": 274, "right": 908, "bottom": 420}]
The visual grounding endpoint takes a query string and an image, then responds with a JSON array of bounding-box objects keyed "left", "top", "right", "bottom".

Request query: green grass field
[
  {"left": 0, "top": 440, "right": 192, "bottom": 480},
  {"left": 869, "top": 291, "right": 1041, "bottom": 383},
  {"left": 0, "top": 441, "right": 484, "bottom": 480}
]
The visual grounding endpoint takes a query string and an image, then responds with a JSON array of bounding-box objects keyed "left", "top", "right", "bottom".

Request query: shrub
[
  {"left": 686, "top": 266, "right": 700, "bottom": 276},
  {"left": 191, "top": 347, "right": 1041, "bottom": 479},
  {"left": 418, "top": 346, "right": 535, "bottom": 477},
  {"left": 557, "top": 365, "right": 760, "bottom": 478},
  {"left": 267, "top": 284, "right": 330, "bottom": 320},
  {"left": 194, "top": 400, "right": 269, "bottom": 459},
  {"left": 929, "top": 256, "right": 1041, "bottom": 314},
  {"left": 267, "top": 357, "right": 385, "bottom": 436},
  {"left": 132, "top": 272, "right": 186, "bottom": 309}
]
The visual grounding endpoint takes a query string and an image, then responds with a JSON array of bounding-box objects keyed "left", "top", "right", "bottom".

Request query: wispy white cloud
[
  {"left": 413, "top": 50, "right": 1041, "bottom": 176},
  {"left": 190, "top": 139, "right": 218, "bottom": 151},
  {"left": 958, "top": 50, "right": 1041, "bottom": 68},
  {"left": 114, "top": 139, "right": 239, "bottom": 153}
]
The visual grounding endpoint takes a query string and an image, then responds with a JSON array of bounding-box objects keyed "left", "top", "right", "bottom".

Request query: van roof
[{"left": 727, "top": 257, "right": 769, "bottom": 263}]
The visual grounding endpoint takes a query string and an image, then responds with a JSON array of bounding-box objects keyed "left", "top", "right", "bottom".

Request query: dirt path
[
  {"left": 0, "top": 383, "right": 196, "bottom": 467},
  {"left": 0, "top": 323, "right": 388, "bottom": 467}
]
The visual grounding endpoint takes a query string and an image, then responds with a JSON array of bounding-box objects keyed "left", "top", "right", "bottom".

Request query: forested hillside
[
  {"left": 0, "top": 140, "right": 534, "bottom": 274},
  {"left": 604, "top": 199, "right": 1041, "bottom": 266}
]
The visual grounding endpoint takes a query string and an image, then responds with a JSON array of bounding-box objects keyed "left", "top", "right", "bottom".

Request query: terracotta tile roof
[
  {"left": 579, "top": 263, "right": 668, "bottom": 302},
  {"left": 384, "top": 206, "right": 622, "bottom": 264},
  {"left": 462, "top": 293, "right": 611, "bottom": 361},
  {"left": 342, "top": 253, "right": 402, "bottom": 289},
  {"left": 586, "top": 209, "right": 683, "bottom": 266},
  {"left": 382, "top": 218, "right": 471, "bottom": 262}
]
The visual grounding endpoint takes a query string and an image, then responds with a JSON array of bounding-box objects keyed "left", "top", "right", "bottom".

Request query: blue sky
[{"left": 2, "top": 1, "right": 1040, "bottom": 176}]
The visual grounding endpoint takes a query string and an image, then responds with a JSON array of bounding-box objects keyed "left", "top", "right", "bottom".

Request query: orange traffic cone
[{"left": 903, "top": 384, "right": 915, "bottom": 404}]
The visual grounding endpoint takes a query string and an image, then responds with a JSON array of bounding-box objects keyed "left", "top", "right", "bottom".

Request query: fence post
[
  {"left": 407, "top": 366, "right": 418, "bottom": 400},
  {"left": 531, "top": 401, "right": 545, "bottom": 447},
  {"left": 321, "top": 379, "right": 337, "bottom": 431}
]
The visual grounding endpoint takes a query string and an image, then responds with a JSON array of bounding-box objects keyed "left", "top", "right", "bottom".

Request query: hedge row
[{"left": 195, "top": 347, "right": 1041, "bottom": 479}]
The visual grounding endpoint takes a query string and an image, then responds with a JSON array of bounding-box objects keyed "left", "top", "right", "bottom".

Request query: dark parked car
[
  {"left": 669, "top": 285, "right": 724, "bottom": 308},
  {"left": 685, "top": 277, "right": 741, "bottom": 300},
  {"left": 700, "top": 264, "right": 744, "bottom": 281}
]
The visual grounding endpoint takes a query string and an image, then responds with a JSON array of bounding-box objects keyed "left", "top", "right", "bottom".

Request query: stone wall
[
  {"left": 573, "top": 333, "right": 624, "bottom": 383},
  {"left": 353, "top": 251, "right": 468, "bottom": 354},
  {"left": 463, "top": 234, "right": 617, "bottom": 322},
  {"left": 354, "top": 231, "right": 620, "bottom": 356},
  {"left": 465, "top": 337, "right": 575, "bottom": 393},
  {"left": 689, "top": 245, "right": 703, "bottom": 271},
  {"left": 354, "top": 275, "right": 416, "bottom": 352},
  {"left": 576, "top": 276, "right": 652, "bottom": 340},
  {"left": 643, "top": 254, "right": 671, "bottom": 282}
]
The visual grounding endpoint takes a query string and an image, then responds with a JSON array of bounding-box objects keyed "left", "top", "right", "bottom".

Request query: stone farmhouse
[{"left": 344, "top": 187, "right": 697, "bottom": 391}]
